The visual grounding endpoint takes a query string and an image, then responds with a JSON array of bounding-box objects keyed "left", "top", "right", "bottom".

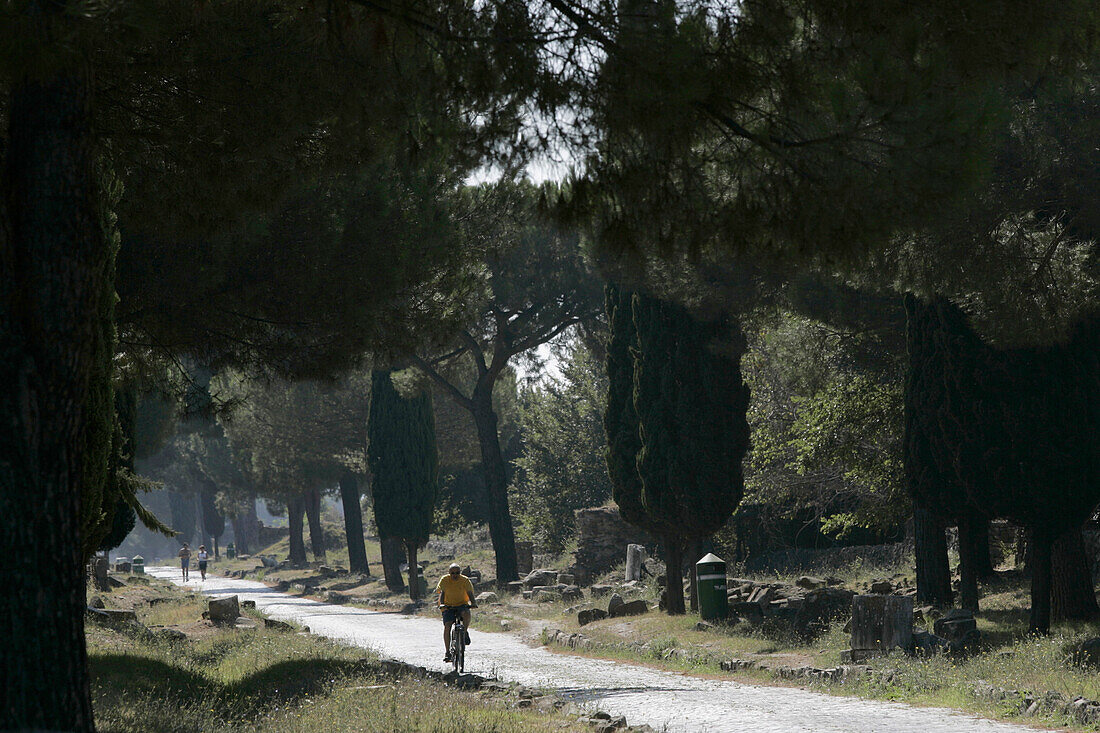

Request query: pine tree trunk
[
  {"left": 914, "top": 508, "right": 953, "bottom": 606},
  {"left": 230, "top": 515, "right": 248, "bottom": 555},
  {"left": 1029, "top": 531, "right": 1053, "bottom": 634},
  {"left": 973, "top": 516, "right": 995, "bottom": 579},
  {"left": 230, "top": 499, "right": 260, "bottom": 555},
  {"left": 287, "top": 497, "right": 307, "bottom": 566},
  {"left": 407, "top": 541, "right": 420, "bottom": 601},
  {"left": 340, "top": 472, "right": 370, "bottom": 575},
  {"left": 195, "top": 492, "right": 208, "bottom": 553},
  {"left": 957, "top": 514, "right": 981, "bottom": 612},
  {"left": 213, "top": 536, "right": 219, "bottom": 560},
  {"left": 305, "top": 485, "right": 325, "bottom": 562},
  {"left": 1051, "top": 527, "right": 1100, "bottom": 622},
  {"left": 688, "top": 538, "right": 702, "bottom": 613},
  {"left": 471, "top": 387, "right": 518, "bottom": 584},
  {"left": 381, "top": 536, "right": 406, "bottom": 592},
  {"left": 664, "top": 537, "right": 685, "bottom": 615},
  {"left": 0, "top": 61, "right": 100, "bottom": 732}
]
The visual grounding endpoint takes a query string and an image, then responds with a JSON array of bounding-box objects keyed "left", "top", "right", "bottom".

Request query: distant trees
[
  {"left": 511, "top": 339, "right": 612, "bottom": 552},
  {"left": 368, "top": 370, "right": 439, "bottom": 600},
  {"left": 606, "top": 286, "right": 750, "bottom": 614},
  {"left": 218, "top": 373, "right": 371, "bottom": 569},
  {"left": 742, "top": 309, "right": 908, "bottom": 548}
]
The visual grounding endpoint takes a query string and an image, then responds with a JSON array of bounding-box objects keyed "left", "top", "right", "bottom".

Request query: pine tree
[{"left": 368, "top": 370, "right": 439, "bottom": 600}]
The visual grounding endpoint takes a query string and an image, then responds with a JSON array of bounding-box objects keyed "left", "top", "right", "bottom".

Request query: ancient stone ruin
[{"left": 570, "top": 506, "right": 652, "bottom": 585}]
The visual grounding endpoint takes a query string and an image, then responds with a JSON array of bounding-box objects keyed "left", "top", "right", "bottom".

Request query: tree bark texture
[
  {"left": 914, "top": 508, "right": 953, "bottom": 606},
  {"left": 957, "top": 513, "right": 981, "bottom": 612},
  {"left": 1030, "top": 531, "right": 1053, "bottom": 634},
  {"left": 471, "top": 387, "right": 518, "bottom": 584},
  {"left": 305, "top": 485, "right": 325, "bottom": 562},
  {"left": 230, "top": 500, "right": 260, "bottom": 555},
  {"left": 406, "top": 540, "right": 420, "bottom": 601},
  {"left": 972, "top": 517, "right": 996, "bottom": 579},
  {"left": 688, "top": 538, "right": 702, "bottom": 612},
  {"left": 340, "top": 472, "right": 370, "bottom": 575},
  {"left": 287, "top": 497, "right": 307, "bottom": 566},
  {"left": 664, "top": 537, "right": 685, "bottom": 615},
  {"left": 0, "top": 62, "right": 100, "bottom": 732},
  {"left": 381, "top": 536, "right": 406, "bottom": 592},
  {"left": 194, "top": 492, "right": 208, "bottom": 556},
  {"left": 1051, "top": 527, "right": 1100, "bottom": 622}
]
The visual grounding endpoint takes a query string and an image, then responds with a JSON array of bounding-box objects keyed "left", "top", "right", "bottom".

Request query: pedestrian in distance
[
  {"left": 178, "top": 542, "right": 191, "bottom": 581},
  {"left": 197, "top": 545, "right": 209, "bottom": 581}
]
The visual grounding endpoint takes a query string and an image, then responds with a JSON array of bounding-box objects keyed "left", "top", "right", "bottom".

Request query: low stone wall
[
  {"left": 256, "top": 524, "right": 289, "bottom": 549},
  {"left": 743, "top": 542, "right": 911, "bottom": 575}
]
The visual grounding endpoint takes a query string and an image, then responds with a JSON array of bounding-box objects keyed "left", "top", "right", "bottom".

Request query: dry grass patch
[{"left": 89, "top": 612, "right": 587, "bottom": 733}]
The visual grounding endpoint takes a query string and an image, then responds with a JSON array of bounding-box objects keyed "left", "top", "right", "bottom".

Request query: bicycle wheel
[{"left": 454, "top": 625, "right": 465, "bottom": 673}]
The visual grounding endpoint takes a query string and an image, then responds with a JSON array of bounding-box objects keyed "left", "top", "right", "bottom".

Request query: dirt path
[{"left": 147, "top": 567, "right": 1031, "bottom": 733}]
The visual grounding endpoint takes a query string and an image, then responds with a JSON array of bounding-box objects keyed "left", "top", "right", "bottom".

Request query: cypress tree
[
  {"left": 605, "top": 286, "right": 750, "bottom": 615},
  {"left": 905, "top": 295, "right": 1100, "bottom": 632},
  {"left": 368, "top": 370, "right": 439, "bottom": 601},
  {"left": 604, "top": 284, "right": 646, "bottom": 527}
]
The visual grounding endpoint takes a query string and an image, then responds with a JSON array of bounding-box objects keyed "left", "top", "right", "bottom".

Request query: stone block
[
  {"left": 578, "top": 608, "right": 607, "bottom": 626},
  {"left": 609, "top": 599, "right": 649, "bottom": 618},
  {"left": 264, "top": 618, "right": 294, "bottom": 631},
  {"left": 869, "top": 580, "right": 894, "bottom": 595},
  {"left": 522, "top": 568, "right": 558, "bottom": 589},
  {"left": 561, "top": 586, "right": 584, "bottom": 603},
  {"left": 208, "top": 595, "right": 240, "bottom": 624},
  {"left": 729, "top": 601, "right": 765, "bottom": 624},
  {"left": 851, "top": 594, "right": 911, "bottom": 652}
]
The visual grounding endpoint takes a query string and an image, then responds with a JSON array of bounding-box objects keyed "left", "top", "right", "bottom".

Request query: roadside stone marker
[
  {"left": 849, "top": 594, "right": 912, "bottom": 660},
  {"left": 208, "top": 595, "right": 241, "bottom": 624},
  {"left": 625, "top": 544, "right": 646, "bottom": 582}
]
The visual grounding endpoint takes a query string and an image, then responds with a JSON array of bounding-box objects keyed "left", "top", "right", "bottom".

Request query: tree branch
[{"left": 410, "top": 355, "right": 473, "bottom": 410}]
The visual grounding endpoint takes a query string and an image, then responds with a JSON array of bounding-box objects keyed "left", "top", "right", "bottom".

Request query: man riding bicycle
[{"left": 436, "top": 562, "right": 478, "bottom": 662}]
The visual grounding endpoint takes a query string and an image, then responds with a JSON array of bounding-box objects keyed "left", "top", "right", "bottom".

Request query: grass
[
  {"left": 527, "top": 559, "right": 1100, "bottom": 731},
  {"left": 179, "top": 528, "right": 1100, "bottom": 729},
  {"left": 88, "top": 579, "right": 588, "bottom": 733}
]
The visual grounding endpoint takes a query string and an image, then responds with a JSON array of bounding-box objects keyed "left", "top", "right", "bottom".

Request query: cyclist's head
[{"left": 448, "top": 563, "right": 461, "bottom": 576}]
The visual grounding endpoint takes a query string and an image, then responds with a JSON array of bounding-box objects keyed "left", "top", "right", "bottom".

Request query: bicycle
[{"left": 449, "top": 615, "right": 467, "bottom": 673}]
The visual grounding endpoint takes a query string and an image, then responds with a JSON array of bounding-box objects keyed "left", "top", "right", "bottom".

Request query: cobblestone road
[{"left": 147, "top": 567, "right": 1031, "bottom": 733}]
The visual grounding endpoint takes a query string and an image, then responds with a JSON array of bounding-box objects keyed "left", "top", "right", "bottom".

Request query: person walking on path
[
  {"left": 436, "top": 562, "right": 477, "bottom": 662},
  {"left": 178, "top": 543, "right": 191, "bottom": 581},
  {"left": 197, "top": 545, "right": 209, "bottom": 581}
]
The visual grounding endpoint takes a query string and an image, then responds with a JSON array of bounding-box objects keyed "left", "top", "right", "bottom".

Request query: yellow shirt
[{"left": 436, "top": 574, "right": 475, "bottom": 607}]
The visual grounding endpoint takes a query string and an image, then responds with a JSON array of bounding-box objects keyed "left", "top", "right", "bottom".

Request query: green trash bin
[
  {"left": 226, "top": 543, "right": 236, "bottom": 559},
  {"left": 132, "top": 555, "right": 145, "bottom": 574},
  {"left": 695, "top": 553, "right": 728, "bottom": 621}
]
